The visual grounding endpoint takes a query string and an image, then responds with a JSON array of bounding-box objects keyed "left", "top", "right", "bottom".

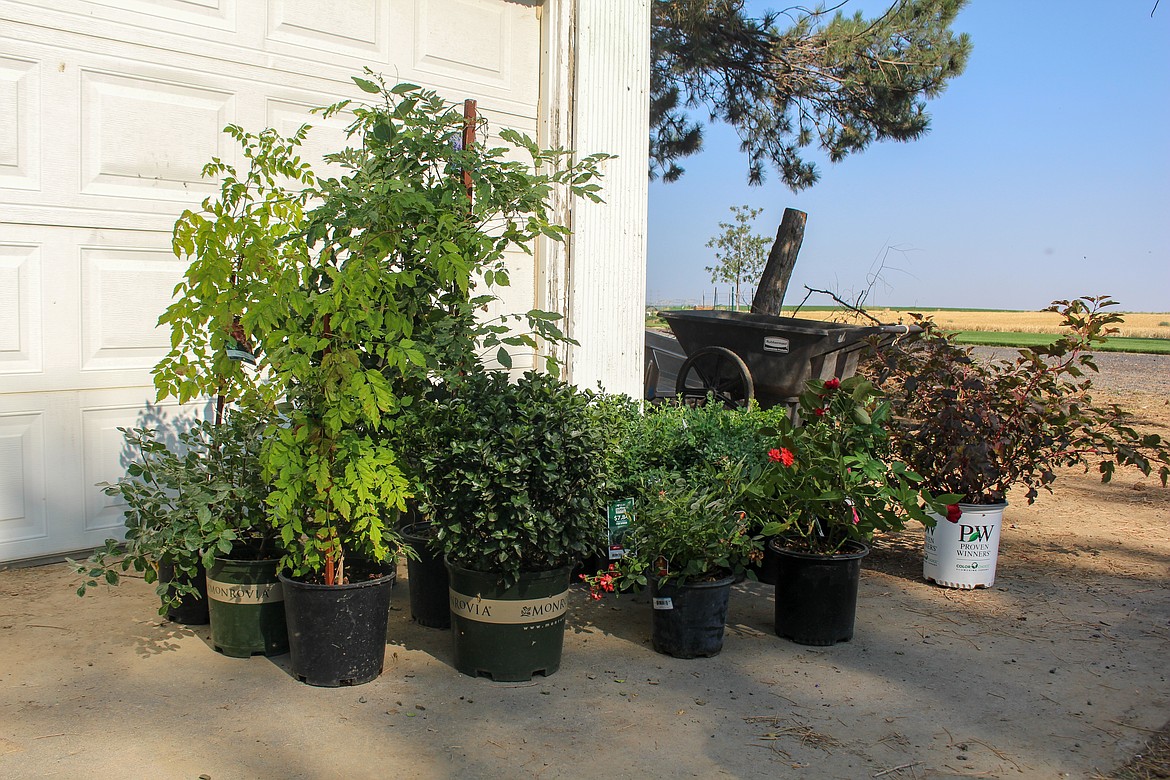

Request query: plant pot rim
[
  {"left": 278, "top": 565, "right": 396, "bottom": 591},
  {"left": 767, "top": 538, "right": 870, "bottom": 561},
  {"left": 653, "top": 572, "right": 736, "bottom": 590},
  {"left": 399, "top": 521, "right": 438, "bottom": 539},
  {"left": 444, "top": 559, "right": 573, "bottom": 579},
  {"left": 955, "top": 500, "right": 1009, "bottom": 510},
  {"left": 212, "top": 554, "right": 283, "bottom": 565}
]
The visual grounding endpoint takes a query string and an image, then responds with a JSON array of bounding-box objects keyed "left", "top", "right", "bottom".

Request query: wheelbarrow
[{"left": 657, "top": 309, "right": 916, "bottom": 409}]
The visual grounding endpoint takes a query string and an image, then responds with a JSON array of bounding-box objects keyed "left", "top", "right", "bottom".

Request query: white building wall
[{"left": 560, "top": 0, "right": 650, "bottom": 399}]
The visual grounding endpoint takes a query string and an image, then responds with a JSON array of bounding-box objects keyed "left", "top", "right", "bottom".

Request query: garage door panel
[
  {"left": 394, "top": 0, "right": 539, "bottom": 107},
  {"left": 0, "top": 54, "right": 40, "bottom": 190},
  {"left": 79, "top": 245, "right": 186, "bottom": 372},
  {"left": 0, "top": 244, "right": 43, "bottom": 375},
  {"left": 266, "top": 98, "right": 352, "bottom": 178},
  {"left": 265, "top": 0, "right": 389, "bottom": 60},
  {"left": 86, "top": 0, "right": 238, "bottom": 33},
  {"left": 80, "top": 69, "right": 235, "bottom": 200},
  {"left": 79, "top": 395, "right": 208, "bottom": 537},
  {"left": 0, "top": 412, "right": 47, "bottom": 546}
]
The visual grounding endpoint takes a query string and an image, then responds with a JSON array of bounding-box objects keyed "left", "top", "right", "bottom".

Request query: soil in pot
[
  {"left": 447, "top": 562, "right": 571, "bottom": 682},
  {"left": 649, "top": 574, "right": 735, "bottom": 659},
  {"left": 772, "top": 539, "right": 869, "bottom": 646},
  {"left": 400, "top": 521, "right": 450, "bottom": 629},
  {"left": 280, "top": 562, "right": 396, "bottom": 687}
]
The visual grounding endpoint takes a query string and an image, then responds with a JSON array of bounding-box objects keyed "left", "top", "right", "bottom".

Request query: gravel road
[{"left": 971, "top": 346, "right": 1170, "bottom": 402}]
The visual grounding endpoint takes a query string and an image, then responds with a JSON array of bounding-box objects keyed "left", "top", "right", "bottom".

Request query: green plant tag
[
  {"left": 225, "top": 337, "right": 256, "bottom": 365},
  {"left": 607, "top": 498, "right": 634, "bottom": 560}
]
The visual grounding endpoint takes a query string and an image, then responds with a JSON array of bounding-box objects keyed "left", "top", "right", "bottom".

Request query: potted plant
[
  {"left": 397, "top": 505, "right": 449, "bottom": 629},
  {"left": 407, "top": 369, "right": 610, "bottom": 681},
  {"left": 72, "top": 406, "right": 283, "bottom": 658},
  {"left": 152, "top": 69, "right": 608, "bottom": 685},
  {"left": 584, "top": 461, "right": 781, "bottom": 659},
  {"left": 874, "top": 295, "right": 1170, "bottom": 589},
  {"left": 743, "top": 375, "right": 943, "bottom": 645}
]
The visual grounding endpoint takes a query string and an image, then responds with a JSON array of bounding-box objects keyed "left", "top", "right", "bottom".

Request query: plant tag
[
  {"left": 607, "top": 498, "right": 634, "bottom": 560},
  {"left": 225, "top": 337, "right": 256, "bottom": 365},
  {"left": 652, "top": 597, "right": 673, "bottom": 610}
]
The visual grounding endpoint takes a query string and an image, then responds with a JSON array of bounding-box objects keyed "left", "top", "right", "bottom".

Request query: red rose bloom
[
  {"left": 946, "top": 504, "right": 962, "bottom": 523},
  {"left": 824, "top": 377, "right": 840, "bottom": 390},
  {"left": 814, "top": 407, "right": 826, "bottom": 417}
]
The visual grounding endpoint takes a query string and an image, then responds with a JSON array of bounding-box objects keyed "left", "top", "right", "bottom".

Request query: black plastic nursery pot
[
  {"left": 280, "top": 563, "right": 397, "bottom": 687},
  {"left": 206, "top": 557, "right": 288, "bottom": 657},
  {"left": 747, "top": 541, "right": 781, "bottom": 586},
  {"left": 400, "top": 522, "right": 450, "bottom": 629},
  {"left": 771, "top": 539, "right": 869, "bottom": 646},
  {"left": 649, "top": 574, "right": 736, "bottom": 659},
  {"left": 447, "top": 562, "right": 571, "bottom": 682},
  {"left": 157, "top": 558, "right": 209, "bottom": 625}
]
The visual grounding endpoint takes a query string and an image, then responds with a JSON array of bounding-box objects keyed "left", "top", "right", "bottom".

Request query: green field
[{"left": 951, "top": 331, "right": 1170, "bottom": 355}]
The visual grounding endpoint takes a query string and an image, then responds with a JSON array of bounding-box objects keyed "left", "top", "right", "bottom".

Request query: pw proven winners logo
[{"left": 960, "top": 524, "right": 996, "bottom": 543}]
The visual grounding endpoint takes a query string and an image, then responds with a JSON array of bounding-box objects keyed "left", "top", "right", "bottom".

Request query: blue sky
[{"left": 646, "top": 1, "right": 1170, "bottom": 312}]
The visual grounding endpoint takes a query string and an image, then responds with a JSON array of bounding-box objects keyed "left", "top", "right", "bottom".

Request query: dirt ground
[{"left": 1, "top": 353, "right": 1167, "bottom": 780}]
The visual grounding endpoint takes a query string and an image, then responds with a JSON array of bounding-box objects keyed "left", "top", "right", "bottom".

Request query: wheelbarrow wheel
[{"left": 675, "top": 346, "right": 754, "bottom": 408}]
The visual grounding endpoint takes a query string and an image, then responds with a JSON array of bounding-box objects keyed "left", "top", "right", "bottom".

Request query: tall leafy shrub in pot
[
  {"left": 262, "top": 73, "right": 609, "bottom": 584},
  {"left": 874, "top": 296, "right": 1170, "bottom": 588},
  {"left": 155, "top": 70, "right": 609, "bottom": 684},
  {"left": 408, "top": 370, "right": 610, "bottom": 680}
]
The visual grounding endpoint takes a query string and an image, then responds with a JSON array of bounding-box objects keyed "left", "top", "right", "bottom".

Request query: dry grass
[
  {"left": 864, "top": 309, "right": 1170, "bottom": 340},
  {"left": 1101, "top": 719, "right": 1170, "bottom": 779}
]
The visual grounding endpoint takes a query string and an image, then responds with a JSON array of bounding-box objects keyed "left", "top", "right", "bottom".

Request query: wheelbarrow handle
[{"left": 877, "top": 324, "right": 922, "bottom": 335}]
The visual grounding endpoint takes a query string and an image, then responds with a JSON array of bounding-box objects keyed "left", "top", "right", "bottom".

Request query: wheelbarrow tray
[{"left": 660, "top": 309, "right": 890, "bottom": 406}]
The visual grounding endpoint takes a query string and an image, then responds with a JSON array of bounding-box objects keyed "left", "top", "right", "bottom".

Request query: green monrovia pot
[
  {"left": 446, "top": 562, "right": 572, "bottom": 682},
  {"left": 207, "top": 557, "right": 288, "bottom": 657}
]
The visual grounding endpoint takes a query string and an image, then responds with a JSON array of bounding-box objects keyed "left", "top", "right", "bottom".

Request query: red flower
[
  {"left": 946, "top": 504, "right": 962, "bottom": 523},
  {"left": 824, "top": 378, "right": 840, "bottom": 390},
  {"left": 813, "top": 407, "right": 826, "bottom": 417},
  {"left": 768, "top": 447, "right": 795, "bottom": 467}
]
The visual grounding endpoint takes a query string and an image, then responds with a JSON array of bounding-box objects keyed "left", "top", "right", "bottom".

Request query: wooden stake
[{"left": 462, "top": 99, "right": 477, "bottom": 206}]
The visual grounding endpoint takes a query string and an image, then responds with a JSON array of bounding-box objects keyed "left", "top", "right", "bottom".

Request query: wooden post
[
  {"left": 462, "top": 99, "right": 477, "bottom": 205},
  {"left": 751, "top": 207, "right": 807, "bottom": 316}
]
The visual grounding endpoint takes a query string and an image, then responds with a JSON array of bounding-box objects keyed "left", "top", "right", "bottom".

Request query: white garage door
[{"left": 0, "top": 0, "right": 544, "bottom": 564}]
